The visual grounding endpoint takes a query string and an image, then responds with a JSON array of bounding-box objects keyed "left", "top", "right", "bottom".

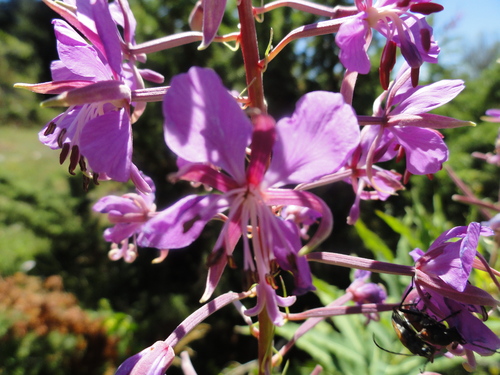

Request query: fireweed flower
[
  {"left": 38, "top": 17, "right": 133, "bottom": 184},
  {"left": 363, "top": 64, "right": 472, "bottom": 184},
  {"left": 16, "top": 0, "right": 160, "bottom": 190},
  {"left": 297, "top": 65, "right": 470, "bottom": 224},
  {"left": 335, "top": 0, "right": 442, "bottom": 88},
  {"left": 472, "top": 109, "right": 500, "bottom": 166},
  {"left": 346, "top": 269, "right": 387, "bottom": 321},
  {"left": 344, "top": 124, "right": 404, "bottom": 224},
  {"left": 138, "top": 66, "right": 360, "bottom": 325},
  {"left": 93, "top": 175, "right": 165, "bottom": 263},
  {"left": 407, "top": 222, "right": 500, "bottom": 367}
]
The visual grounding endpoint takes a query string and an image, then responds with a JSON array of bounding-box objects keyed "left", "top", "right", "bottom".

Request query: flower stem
[
  {"left": 257, "top": 307, "right": 274, "bottom": 375},
  {"left": 237, "top": 0, "right": 266, "bottom": 113}
]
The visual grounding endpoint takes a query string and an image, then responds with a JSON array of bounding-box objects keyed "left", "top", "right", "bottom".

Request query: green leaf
[
  {"left": 375, "top": 210, "right": 423, "bottom": 250},
  {"left": 354, "top": 219, "right": 394, "bottom": 261}
]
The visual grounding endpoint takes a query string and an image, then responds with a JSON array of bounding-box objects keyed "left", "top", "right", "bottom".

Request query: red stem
[{"left": 237, "top": 0, "right": 266, "bottom": 113}]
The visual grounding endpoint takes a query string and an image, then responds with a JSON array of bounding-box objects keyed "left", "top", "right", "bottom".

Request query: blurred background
[{"left": 1, "top": 1, "right": 500, "bottom": 374}]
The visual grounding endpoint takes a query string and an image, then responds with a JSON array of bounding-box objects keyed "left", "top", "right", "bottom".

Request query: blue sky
[{"left": 432, "top": 0, "right": 500, "bottom": 64}]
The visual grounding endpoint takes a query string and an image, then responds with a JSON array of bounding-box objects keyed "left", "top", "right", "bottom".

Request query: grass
[{"left": 0, "top": 125, "right": 67, "bottom": 191}]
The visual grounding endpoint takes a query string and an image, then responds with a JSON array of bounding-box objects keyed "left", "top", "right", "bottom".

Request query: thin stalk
[
  {"left": 237, "top": 0, "right": 266, "bottom": 112},
  {"left": 257, "top": 308, "right": 274, "bottom": 375}
]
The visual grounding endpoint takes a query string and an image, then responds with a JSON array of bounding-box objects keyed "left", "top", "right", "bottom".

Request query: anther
[
  {"left": 43, "top": 121, "right": 57, "bottom": 136},
  {"left": 420, "top": 28, "right": 431, "bottom": 52},
  {"left": 265, "top": 273, "right": 278, "bottom": 289},
  {"left": 93, "top": 172, "right": 100, "bottom": 185},
  {"left": 68, "top": 145, "right": 80, "bottom": 175},
  {"left": 57, "top": 128, "right": 67, "bottom": 148},
  {"left": 411, "top": 67, "right": 420, "bottom": 87},
  {"left": 410, "top": 3, "right": 444, "bottom": 15},
  {"left": 379, "top": 41, "right": 397, "bottom": 90},
  {"left": 227, "top": 255, "right": 237, "bottom": 269},
  {"left": 59, "top": 143, "right": 70, "bottom": 164},
  {"left": 79, "top": 155, "right": 87, "bottom": 172}
]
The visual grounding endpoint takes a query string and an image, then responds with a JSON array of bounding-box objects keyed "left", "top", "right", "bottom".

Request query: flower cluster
[
  {"left": 14, "top": 0, "right": 500, "bottom": 374},
  {"left": 408, "top": 223, "right": 500, "bottom": 369}
]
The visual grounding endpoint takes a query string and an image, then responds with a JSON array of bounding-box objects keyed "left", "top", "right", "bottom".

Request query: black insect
[
  {"left": 375, "top": 301, "right": 466, "bottom": 362},
  {"left": 390, "top": 307, "right": 437, "bottom": 362},
  {"left": 397, "top": 304, "right": 465, "bottom": 348}
]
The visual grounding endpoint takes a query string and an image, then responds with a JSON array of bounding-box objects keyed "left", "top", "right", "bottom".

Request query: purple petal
[
  {"left": 266, "top": 91, "right": 359, "bottom": 186},
  {"left": 398, "top": 32, "right": 423, "bottom": 69},
  {"left": 39, "top": 110, "right": 74, "bottom": 150},
  {"left": 486, "top": 109, "right": 500, "bottom": 117},
  {"left": 416, "top": 223, "right": 482, "bottom": 292},
  {"left": 393, "top": 80, "right": 465, "bottom": 115},
  {"left": 53, "top": 19, "right": 87, "bottom": 47},
  {"left": 109, "top": 0, "right": 137, "bottom": 45},
  {"left": 430, "top": 225, "right": 468, "bottom": 248},
  {"left": 448, "top": 222, "right": 480, "bottom": 291},
  {"left": 201, "top": 247, "right": 228, "bottom": 303},
  {"left": 138, "top": 194, "right": 224, "bottom": 249},
  {"left": 390, "top": 126, "right": 448, "bottom": 175},
  {"left": 104, "top": 223, "right": 140, "bottom": 243},
  {"left": 245, "top": 283, "right": 296, "bottom": 326},
  {"left": 91, "top": 0, "right": 123, "bottom": 77},
  {"left": 80, "top": 109, "right": 132, "bottom": 182},
  {"left": 451, "top": 311, "right": 500, "bottom": 355},
  {"left": 54, "top": 20, "right": 111, "bottom": 81},
  {"left": 163, "top": 67, "right": 251, "bottom": 184},
  {"left": 336, "top": 15, "right": 371, "bottom": 74},
  {"left": 403, "top": 16, "right": 439, "bottom": 63},
  {"left": 93, "top": 195, "right": 141, "bottom": 213},
  {"left": 200, "top": 0, "right": 227, "bottom": 49},
  {"left": 272, "top": 220, "right": 314, "bottom": 295}
]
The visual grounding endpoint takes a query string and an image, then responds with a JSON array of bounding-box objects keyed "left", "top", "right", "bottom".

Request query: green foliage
[{"left": 0, "top": 0, "right": 59, "bottom": 127}]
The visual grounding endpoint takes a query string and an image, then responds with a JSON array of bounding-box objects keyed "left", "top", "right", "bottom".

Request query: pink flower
[
  {"left": 336, "top": 0, "right": 442, "bottom": 87},
  {"left": 139, "top": 67, "right": 360, "bottom": 325}
]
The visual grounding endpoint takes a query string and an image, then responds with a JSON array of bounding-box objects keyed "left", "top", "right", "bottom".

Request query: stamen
[
  {"left": 270, "top": 259, "right": 279, "bottom": 275},
  {"left": 410, "top": 3, "right": 444, "bottom": 15},
  {"left": 420, "top": 28, "right": 431, "bottom": 52},
  {"left": 43, "top": 121, "right": 57, "bottom": 136},
  {"left": 68, "top": 145, "right": 80, "bottom": 175},
  {"left": 59, "top": 143, "right": 70, "bottom": 164},
  {"left": 93, "top": 172, "right": 100, "bottom": 185},
  {"left": 57, "top": 128, "right": 67, "bottom": 148},
  {"left": 227, "top": 255, "right": 237, "bottom": 269},
  {"left": 379, "top": 40, "right": 397, "bottom": 90},
  {"left": 79, "top": 155, "right": 87, "bottom": 172},
  {"left": 411, "top": 67, "right": 420, "bottom": 87},
  {"left": 265, "top": 273, "right": 278, "bottom": 289},
  {"left": 403, "top": 169, "right": 412, "bottom": 184}
]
